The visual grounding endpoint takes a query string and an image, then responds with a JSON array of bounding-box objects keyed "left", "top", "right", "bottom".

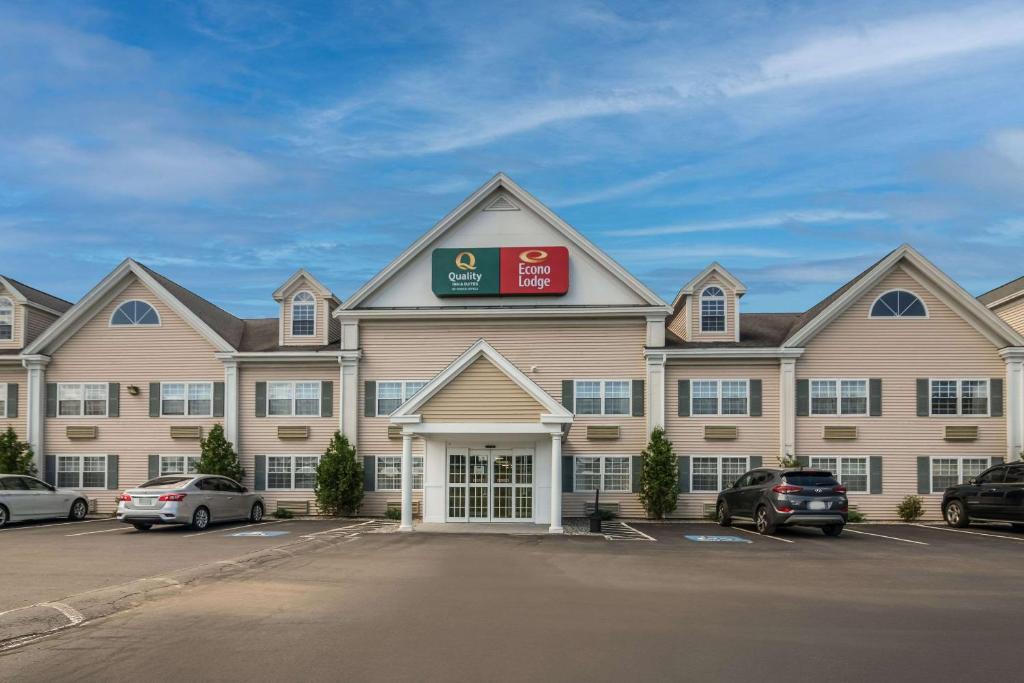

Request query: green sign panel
[{"left": 432, "top": 248, "right": 500, "bottom": 297}]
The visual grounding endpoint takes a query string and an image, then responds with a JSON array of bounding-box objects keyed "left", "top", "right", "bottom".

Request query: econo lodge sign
[{"left": 432, "top": 246, "right": 569, "bottom": 297}]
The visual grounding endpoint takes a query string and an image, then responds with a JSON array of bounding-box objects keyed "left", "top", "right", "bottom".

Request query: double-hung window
[
  {"left": 930, "top": 456, "right": 990, "bottom": 492},
  {"left": 574, "top": 380, "right": 631, "bottom": 416},
  {"left": 267, "top": 455, "right": 321, "bottom": 489},
  {"left": 376, "top": 381, "right": 428, "bottom": 416},
  {"left": 267, "top": 381, "right": 321, "bottom": 416},
  {"left": 291, "top": 291, "right": 316, "bottom": 337},
  {"left": 160, "top": 454, "right": 200, "bottom": 476},
  {"left": 700, "top": 287, "right": 726, "bottom": 332},
  {"left": 375, "top": 456, "right": 424, "bottom": 490},
  {"left": 57, "top": 455, "right": 107, "bottom": 488},
  {"left": 160, "top": 382, "right": 213, "bottom": 417},
  {"left": 930, "top": 379, "right": 988, "bottom": 416},
  {"left": 810, "top": 379, "right": 867, "bottom": 416},
  {"left": 691, "top": 380, "right": 748, "bottom": 416},
  {"left": 0, "top": 383, "right": 6, "bottom": 416},
  {"left": 0, "top": 297, "right": 12, "bottom": 340},
  {"left": 58, "top": 383, "right": 108, "bottom": 417},
  {"left": 809, "top": 456, "right": 869, "bottom": 493},
  {"left": 691, "top": 456, "right": 749, "bottom": 492},
  {"left": 573, "top": 456, "right": 631, "bottom": 492}
]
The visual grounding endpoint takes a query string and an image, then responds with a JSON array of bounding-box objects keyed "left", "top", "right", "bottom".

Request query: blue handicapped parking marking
[
  {"left": 685, "top": 535, "right": 752, "bottom": 544},
  {"left": 229, "top": 530, "right": 291, "bottom": 537}
]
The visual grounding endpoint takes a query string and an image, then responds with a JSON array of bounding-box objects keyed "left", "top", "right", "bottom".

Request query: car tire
[
  {"left": 190, "top": 506, "right": 210, "bottom": 531},
  {"left": 755, "top": 505, "right": 776, "bottom": 535},
  {"left": 249, "top": 502, "right": 264, "bottom": 523},
  {"left": 823, "top": 524, "right": 844, "bottom": 537},
  {"left": 68, "top": 498, "right": 88, "bottom": 521},
  {"left": 717, "top": 501, "right": 732, "bottom": 527},
  {"left": 132, "top": 523, "right": 152, "bottom": 531},
  {"left": 943, "top": 499, "right": 970, "bottom": 528},
  {"left": 0, "top": 504, "right": 8, "bottom": 529}
]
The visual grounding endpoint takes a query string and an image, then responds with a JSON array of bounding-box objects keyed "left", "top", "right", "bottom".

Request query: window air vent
[{"left": 704, "top": 425, "right": 738, "bottom": 441}]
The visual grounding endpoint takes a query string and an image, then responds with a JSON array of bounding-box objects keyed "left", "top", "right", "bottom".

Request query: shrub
[
  {"left": 639, "top": 428, "right": 678, "bottom": 519},
  {"left": 594, "top": 507, "right": 616, "bottom": 522},
  {"left": 196, "top": 424, "right": 244, "bottom": 482},
  {"left": 847, "top": 510, "right": 866, "bottom": 524},
  {"left": 385, "top": 506, "right": 402, "bottom": 521},
  {"left": 896, "top": 495, "right": 924, "bottom": 523},
  {"left": 273, "top": 507, "right": 294, "bottom": 519},
  {"left": 315, "top": 432, "right": 364, "bottom": 517},
  {"left": 0, "top": 427, "right": 36, "bottom": 476},
  {"left": 779, "top": 453, "right": 801, "bottom": 468}
]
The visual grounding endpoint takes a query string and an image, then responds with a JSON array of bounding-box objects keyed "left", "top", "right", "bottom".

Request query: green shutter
[
  {"left": 677, "top": 456, "right": 690, "bottom": 493},
  {"left": 108, "top": 383, "right": 119, "bottom": 418},
  {"left": 990, "top": 378, "right": 1003, "bottom": 417},
  {"left": 213, "top": 382, "right": 225, "bottom": 418},
  {"left": 106, "top": 455, "right": 119, "bottom": 490},
  {"left": 149, "top": 383, "right": 161, "bottom": 417},
  {"left": 631, "top": 380, "right": 645, "bottom": 417},
  {"left": 869, "top": 379, "right": 882, "bottom": 417},
  {"left": 255, "top": 455, "right": 267, "bottom": 491},
  {"left": 869, "top": 456, "right": 883, "bottom": 494},
  {"left": 561, "top": 380, "right": 574, "bottom": 412},
  {"left": 255, "top": 382, "right": 267, "bottom": 418},
  {"left": 562, "top": 455, "right": 573, "bottom": 493},
  {"left": 44, "top": 455, "right": 56, "bottom": 485},
  {"left": 916, "top": 379, "right": 930, "bottom": 417},
  {"left": 749, "top": 456, "right": 762, "bottom": 469},
  {"left": 631, "top": 456, "right": 642, "bottom": 493},
  {"left": 917, "top": 456, "right": 930, "bottom": 494},
  {"left": 796, "top": 456, "right": 809, "bottom": 468},
  {"left": 364, "top": 381, "right": 376, "bottom": 417},
  {"left": 362, "top": 456, "right": 375, "bottom": 491},
  {"left": 321, "top": 381, "right": 333, "bottom": 418},
  {"left": 749, "top": 380, "right": 762, "bottom": 417},
  {"left": 6, "top": 382, "right": 17, "bottom": 418},
  {"left": 796, "top": 379, "right": 809, "bottom": 417},
  {"left": 148, "top": 454, "right": 160, "bottom": 480},
  {"left": 677, "top": 380, "right": 690, "bottom": 417},
  {"left": 46, "top": 383, "right": 57, "bottom": 418}
]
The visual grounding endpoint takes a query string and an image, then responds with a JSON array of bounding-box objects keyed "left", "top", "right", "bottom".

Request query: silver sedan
[
  {"left": 0, "top": 474, "right": 90, "bottom": 528},
  {"left": 117, "top": 475, "right": 265, "bottom": 531}
]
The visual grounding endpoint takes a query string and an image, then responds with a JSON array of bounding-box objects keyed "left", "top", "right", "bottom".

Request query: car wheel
[
  {"left": 943, "top": 500, "right": 970, "bottom": 528},
  {"left": 68, "top": 498, "right": 88, "bottom": 521},
  {"left": 249, "top": 502, "right": 264, "bottom": 523},
  {"left": 755, "top": 505, "right": 776, "bottom": 535},
  {"left": 132, "top": 523, "right": 152, "bottom": 531},
  {"left": 0, "top": 505, "right": 8, "bottom": 529},
  {"left": 717, "top": 501, "right": 732, "bottom": 527},
  {"left": 191, "top": 506, "right": 210, "bottom": 531},
  {"left": 823, "top": 524, "right": 844, "bottom": 537}
]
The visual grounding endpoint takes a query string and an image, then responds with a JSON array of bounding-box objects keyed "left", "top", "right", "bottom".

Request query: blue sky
[{"left": 2, "top": 1, "right": 1024, "bottom": 317}]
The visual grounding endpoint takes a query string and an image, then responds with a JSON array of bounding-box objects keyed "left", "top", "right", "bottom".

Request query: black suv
[
  {"left": 717, "top": 468, "right": 849, "bottom": 536},
  {"left": 942, "top": 462, "right": 1024, "bottom": 530}
]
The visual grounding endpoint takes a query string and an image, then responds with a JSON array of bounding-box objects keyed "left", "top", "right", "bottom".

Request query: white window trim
[
  {"left": 158, "top": 453, "right": 201, "bottom": 476},
  {"left": 108, "top": 299, "right": 161, "bottom": 327},
  {"left": 808, "top": 378, "right": 870, "bottom": 417},
  {"left": 0, "top": 382, "right": 6, "bottom": 417},
  {"left": 689, "top": 455, "right": 751, "bottom": 493},
  {"left": 808, "top": 456, "right": 871, "bottom": 495},
  {"left": 699, "top": 286, "right": 727, "bottom": 334},
  {"left": 374, "top": 455, "right": 425, "bottom": 492},
  {"left": 291, "top": 290, "right": 317, "bottom": 337},
  {"left": 57, "top": 382, "right": 109, "bottom": 418},
  {"left": 56, "top": 454, "right": 108, "bottom": 490},
  {"left": 867, "top": 289, "right": 929, "bottom": 319},
  {"left": 159, "top": 381, "right": 214, "bottom": 418},
  {"left": 690, "top": 379, "right": 750, "bottom": 417},
  {"left": 0, "top": 296, "right": 13, "bottom": 341},
  {"left": 375, "top": 380, "right": 428, "bottom": 417},
  {"left": 929, "top": 455, "right": 992, "bottom": 494},
  {"left": 928, "top": 378, "right": 991, "bottom": 417},
  {"left": 573, "top": 379, "right": 633, "bottom": 417},
  {"left": 572, "top": 455, "right": 632, "bottom": 493},
  {"left": 266, "top": 380, "right": 323, "bottom": 418},
  {"left": 266, "top": 454, "right": 322, "bottom": 490}
]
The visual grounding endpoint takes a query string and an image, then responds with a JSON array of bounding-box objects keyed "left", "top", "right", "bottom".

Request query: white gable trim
[
  {"left": 985, "top": 289, "right": 1024, "bottom": 310},
  {"left": 273, "top": 269, "right": 337, "bottom": 302},
  {"left": 338, "top": 173, "right": 668, "bottom": 313},
  {"left": 24, "top": 259, "right": 237, "bottom": 355},
  {"left": 389, "top": 338, "right": 573, "bottom": 425},
  {"left": 670, "top": 262, "right": 747, "bottom": 311}
]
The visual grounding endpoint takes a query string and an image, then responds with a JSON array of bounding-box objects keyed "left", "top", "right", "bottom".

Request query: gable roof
[
  {"left": 0, "top": 275, "right": 73, "bottom": 315},
  {"left": 666, "top": 313, "right": 800, "bottom": 349},
  {"left": 978, "top": 274, "right": 1024, "bottom": 308},
  {"left": 236, "top": 317, "right": 340, "bottom": 352},
  {"left": 670, "top": 262, "right": 746, "bottom": 311},
  {"left": 272, "top": 268, "right": 340, "bottom": 303}
]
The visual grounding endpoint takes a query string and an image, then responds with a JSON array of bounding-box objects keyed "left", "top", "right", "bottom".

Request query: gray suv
[{"left": 717, "top": 468, "right": 849, "bottom": 536}]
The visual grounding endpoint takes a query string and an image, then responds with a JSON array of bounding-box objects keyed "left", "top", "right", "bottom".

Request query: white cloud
[
  {"left": 604, "top": 210, "right": 888, "bottom": 237},
  {"left": 610, "top": 244, "right": 793, "bottom": 264}
]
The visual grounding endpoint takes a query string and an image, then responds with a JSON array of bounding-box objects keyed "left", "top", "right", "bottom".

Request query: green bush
[
  {"left": 847, "top": 510, "right": 866, "bottom": 524},
  {"left": 0, "top": 427, "right": 36, "bottom": 476},
  {"left": 196, "top": 424, "right": 244, "bottom": 482},
  {"left": 639, "top": 428, "right": 678, "bottom": 519},
  {"left": 594, "top": 507, "right": 616, "bottom": 522},
  {"left": 315, "top": 432, "right": 364, "bottom": 516},
  {"left": 779, "top": 453, "right": 801, "bottom": 468},
  {"left": 385, "top": 506, "right": 402, "bottom": 521},
  {"left": 273, "top": 507, "right": 295, "bottom": 519},
  {"left": 896, "top": 495, "right": 924, "bottom": 523}
]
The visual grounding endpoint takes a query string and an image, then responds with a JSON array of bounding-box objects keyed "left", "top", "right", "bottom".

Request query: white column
[
  {"left": 223, "top": 359, "right": 239, "bottom": 449},
  {"left": 400, "top": 433, "right": 413, "bottom": 532},
  {"left": 645, "top": 314, "right": 666, "bottom": 348},
  {"left": 549, "top": 432, "right": 563, "bottom": 534},
  {"left": 779, "top": 357, "right": 797, "bottom": 462},
  {"left": 340, "top": 356, "right": 359, "bottom": 446},
  {"left": 22, "top": 355, "right": 49, "bottom": 474},
  {"left": 1003, "top": 350, "right": 1024, "bottom": 461},
  {"left": 646, "top": 353, "right": 666, "bottom": 431}
]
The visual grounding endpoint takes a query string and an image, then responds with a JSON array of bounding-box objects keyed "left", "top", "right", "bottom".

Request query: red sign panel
[{"left": 498, "top": 246, "right": 569, "bottom": 295}]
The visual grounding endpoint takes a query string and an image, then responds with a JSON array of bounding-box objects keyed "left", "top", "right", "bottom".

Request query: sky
[{"left": 2, "top": 0, "right": 1024, "bottom": 317}]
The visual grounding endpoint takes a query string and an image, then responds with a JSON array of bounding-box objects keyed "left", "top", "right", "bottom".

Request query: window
[
  {"left": 931, "top": 457, "right": 990, "bottom": 492},
  {"left": 291, "top": 291, "right": 316, "bottom": 337},
  {"left": 0, "top": 297, "right": 12, "bottom": 340},
  {"left": 809, "top": 456, "right": 869, "bottom": 493},
  {"left": 870, "top": 290, "right": 926, "bottom": 318},
  {"left": 268, "top": 455, "right": 321, "bottom": 489},
  {"left": 57, "top": 383, "right": 108, "bottom": 417},
  {"left": 110, "top": 300, "right": 160, "bottom": 326},
  {"left": 700, "top": 286, "right": 726, "bottom": 332},
  {"left": 930, "top": 379, "right": 989, "bottom": 416},
  {"left": 160, "top": 382, "right": 212, "bottom": 417},
  {"left": 376, "top": 380, "right": 428, "bottom": 416},
  {"left": 57, "top": 455, "right": 107, "bottom": 488},
  {"left": 0, "top": 383, "right": 5, "bottom": 417},
  {"left": 573, "top": 456, "right": 631, "bottom": 492},
  {"left": 691, "top": 456, "right": 749, "bottom": 492},
  {"left": 375, "top": 456, "right": 424, "bottom": 491},
  {"left": 267, "top": 381, "right": 322, "bottom": 416},
  {"left": 691, "top": 380, "right": 748, "bottom": 416},
  {"left": 573, "top": 380, "right": 631, "bottom": 416},
  {"left": 810, "top": 379, "right": 867, "bottom": 416},
  {"left": 1004, "top": 466, "right": 1024, "bottom": 484},
  {"left": 160, "top": 455, "right": 200, "bottom": 476}
]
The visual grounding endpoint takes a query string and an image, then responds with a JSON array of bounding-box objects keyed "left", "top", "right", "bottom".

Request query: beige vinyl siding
[
  {"left": 420, "top": 358, "right": 543, "bottom": 422},
  {"left": 796, "top": 264, "right": 1006, "bottom": 520},
  {"left": 665, "top": 361, "right": 780, "bottom": 518},
  {"left": 280, "top": 276, "right": 328, "bottom": 346},
  {"left": 667, "top": 301, "right": 688, "bottom": 341},
  {"left": 992, "top": 296, "right": 1024, "bottom": 336},
  {"left": 689, "top": 274, "right": 735, "bottom": 342},
  {"left": 24, "top": 308, "right": 59, "bottom": 346},
  {"left": 0, "top": 366, "right": 26, "bottom": 438},
  {"left": 0, "top": 288, "right": 25, "bottom": 350},
  {"left": 44, "top": 277, "right": 224, "bottom": 513}
]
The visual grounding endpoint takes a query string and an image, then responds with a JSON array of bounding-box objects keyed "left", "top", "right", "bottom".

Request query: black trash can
[{"left": 589, "top": 490, "right": 603, "bottom": 532}]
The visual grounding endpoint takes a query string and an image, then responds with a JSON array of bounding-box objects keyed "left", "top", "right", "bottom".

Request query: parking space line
[
  {"left": 844, "top": 528, "right": 929, "bottom": 545},
  {"left": 65, "top": 527, "right": 133, "bottom": 537},
  {"left": 733, "top": 526, "right": 794, "bottom": 543},
  {"left": 182, "top": 519, "right": 290, "bottom": 538},
  {"left": 0, "top": 518, "right": 117, "bottom": 533},
  {"left": 912, "top": 524, "right": 1024, "bottom": 542}
]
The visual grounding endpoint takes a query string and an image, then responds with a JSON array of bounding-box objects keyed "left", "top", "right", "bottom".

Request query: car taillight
[
  {"left": 158, "top": 493, "right": 187, "bottom": 502},
  {"left": 772, "top": 484, "right": 802, "bottom": 494},
  {"left": 119, "top": 494, "right": 132, "bottom": 501},
  {"left": 777, "top": 506, "right": 793, "bottom": 513},
  {"left": 833, "top": 485, "right": 847, "bottom": 494}
]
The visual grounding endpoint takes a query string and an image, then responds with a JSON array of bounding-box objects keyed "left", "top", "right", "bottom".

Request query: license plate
[
  {"left": 134, "top": 497, "right": 155, "bottom": 507},
  {"left": 808, "top": 500, "right": 827, "bottom": 511}
]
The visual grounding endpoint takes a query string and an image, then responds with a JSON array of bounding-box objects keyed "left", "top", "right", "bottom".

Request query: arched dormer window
[
  {"left": 870, "top": 290, "right": 927, "bottom": 318},
  {"left": 291, "top": 291, "right": 316, "bottom": 336},
  {"left": 0, "top": 297, "right": 13, "bottom": 340},
  {"left": 700, "top": 286, "right": 726, "bottom": 332},
  {"left": 110, "top": 300, "right": 160, "bottom": 326}
]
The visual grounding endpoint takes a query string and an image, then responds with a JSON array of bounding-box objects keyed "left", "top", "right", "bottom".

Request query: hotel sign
[{"left": 432, "top": 246, "right": 569, "bottom": 297}]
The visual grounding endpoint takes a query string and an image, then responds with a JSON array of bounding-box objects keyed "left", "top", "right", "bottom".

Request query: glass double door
[{"left": 448, "top": 448, "right": 533, "bottom": 522}]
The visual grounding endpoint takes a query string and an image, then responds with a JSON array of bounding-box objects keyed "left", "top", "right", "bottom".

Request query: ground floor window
[
  {"left": 267, "top": 455, "right": 321, "bottom": 490},
  {"left": 691, "top": 456, "right": 749, "bottom": 492},
  {"left": 57, "top": 455, "right": 107, "bottom": 489},
  {"left": 931, "top": 456, "right": 990, "bottom": 493},
  {"left": 809, "top": 456, "right": 869, "bottom": 493},
  {"left": 376, "top": 455, "right": 424, "bottom": 491},
  {"left": 160, "top": 454, "right": 200, "bottom": 476},
  {"left": 574, "top": 456, "right": 631, "bottom": 492}
]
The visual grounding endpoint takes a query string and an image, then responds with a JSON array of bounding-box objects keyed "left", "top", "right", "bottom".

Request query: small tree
[
  {"left": 896, "top": 495, "right": 924, "bottom": 523},
  {"left": 196, "top": 424, "right": 244, "bottom": 482},
  {"left": 780, "top": 452, "right": 801, "bottom": 468},
  {"left": 0, "top": 427, "right": 36, "bottom": 476},
  {"left": 315, "top": 432, "right": 364, "bottom": 516},
  {"left": 639, "top": 428, "right": 678, "bottom": 519}
]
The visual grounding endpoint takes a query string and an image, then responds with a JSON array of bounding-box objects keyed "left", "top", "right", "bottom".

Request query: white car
[{"left": 0, "top": 474, "right": 90, "bottom": 528}]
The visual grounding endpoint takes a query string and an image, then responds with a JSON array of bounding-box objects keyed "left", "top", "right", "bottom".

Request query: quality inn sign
[{"left": 432, "top": 246, "right": 569, "bottom": 297}]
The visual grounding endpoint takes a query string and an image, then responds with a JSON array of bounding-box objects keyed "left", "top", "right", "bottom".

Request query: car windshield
[
  {"left": 783, "top": 472, "right": 839, "bottom": 486},
  {"left": 138, "top": 477, "right": 193, "bottom": 489}
]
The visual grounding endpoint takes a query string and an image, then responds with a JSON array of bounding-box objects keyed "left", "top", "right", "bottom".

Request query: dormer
[
  {"left": 667, "top": 263, "right": 745, "bottom": 342},
  {"left": 273, "top": 270, "right": 341, "bottom": 347},
  {"left": 0, "top": 275, "right": 72, "bottom": 351}
]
